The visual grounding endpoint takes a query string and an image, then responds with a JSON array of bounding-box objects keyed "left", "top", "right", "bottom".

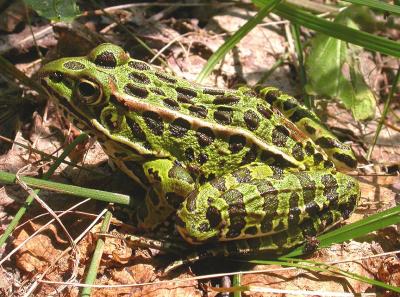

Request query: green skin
[{"left": 39, "top": 43, "right": 360, "bottom": 252}]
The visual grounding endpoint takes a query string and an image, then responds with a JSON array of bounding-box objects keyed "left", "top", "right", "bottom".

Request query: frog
[{"left": 38, "top": 43, "right": 360, "bottom": 256}]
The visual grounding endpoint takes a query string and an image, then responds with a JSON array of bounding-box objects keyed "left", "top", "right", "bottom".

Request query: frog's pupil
[{"left": 79, "top": 81, "right": 97, "bottom": 97}]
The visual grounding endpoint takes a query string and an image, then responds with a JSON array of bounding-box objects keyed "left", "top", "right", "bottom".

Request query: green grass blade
[
  {"left": 252, "top": 1, "right": 400, "bottom": 57},
  {"left": 233, "top": 273, "right": 242, "bottom": 297},
  {"left": 80, "top": 210, "right": 112, "bottom": 297},
  {"left": 285, "top": 205, "right": 400, "bottom": 257},
  {"left": 0, "top": 133, "right": 88, "bottom": 248},
  {"left": 249, "top": 259, "right": 400, "bottom": 293},
  {"left": 341, "top": 0, "right": 400, "bottom": 15},
  {"left": 290, "top": 23, "right": 311, "bottom": 107},
  {"left": 367, "top": 66, "right": 400, "bottom": 159},
  {"left": 196, "top": 0, "right": 282, "bottom": 83},
  {"left": 0, "top": 171, "right": 130, "bottom": 206}
]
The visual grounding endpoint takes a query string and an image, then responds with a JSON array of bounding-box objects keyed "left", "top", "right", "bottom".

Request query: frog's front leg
[
  {"left": 176, "top": 163, "right": 359, "bottom": 244},
  {"left": 131, "top": 159, "right": 196, "bottom": 230}
]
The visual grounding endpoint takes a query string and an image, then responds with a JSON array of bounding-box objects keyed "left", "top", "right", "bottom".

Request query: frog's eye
[
  {"left": 76, "top": 79, "right": 102, "bottom": 105},
  {"left": 88, "top": 43, "right": 129, "bottom": 68}
]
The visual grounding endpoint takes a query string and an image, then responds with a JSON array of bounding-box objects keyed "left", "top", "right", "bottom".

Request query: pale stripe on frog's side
[{"left": 39, "top": 43, "right": 360, "bottom": 254}]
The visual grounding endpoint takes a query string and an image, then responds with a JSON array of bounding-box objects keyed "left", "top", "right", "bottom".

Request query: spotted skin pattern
[{"left": 39, "top": 43, "right": 360, "bottom": 255}]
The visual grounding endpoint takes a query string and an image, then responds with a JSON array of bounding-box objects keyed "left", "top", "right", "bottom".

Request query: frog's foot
[
  {"left": 124, "top": 233, "right": 189, "bottom": 254},
  {"left": 256, "top": 86, "right": 358, "bottom": 170}
]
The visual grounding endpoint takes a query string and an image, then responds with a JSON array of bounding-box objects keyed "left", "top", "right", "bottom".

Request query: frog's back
[{"left": 39, "top": 43, "right": 332, "bottom": 180}]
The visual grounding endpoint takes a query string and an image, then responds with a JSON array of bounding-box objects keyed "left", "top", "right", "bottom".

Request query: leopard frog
[{"left": 39, "top": 43, "right": 360, "bottom": 252}]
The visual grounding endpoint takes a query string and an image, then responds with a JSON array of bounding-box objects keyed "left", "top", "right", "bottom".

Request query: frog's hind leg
[
  {"left": 167, "top": 193, "right": 358, "bottom": 274},
  {"left": 176, "top": 163, "right": 360, "bottom": 245},
  {"left": 256, "top": 86, "right": 357, "bottom": 170}
]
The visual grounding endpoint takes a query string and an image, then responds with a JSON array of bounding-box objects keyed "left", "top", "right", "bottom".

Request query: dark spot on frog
[
  {"left": 142, "top": 111, "right": 164, "bottom": 136},
  {"left": 305, "top": 201, "right": 320, "bottom": 217},
  {"left": 260, "top": 216, "right": 273, "bottom": 233},
  {"left": 169, "top": 117, "right": 191, "bottom": 138},
  {"left": 126, "top": 117, "right": 147, "bottom": 141},
  {"left": 296, "top": 172, "right": 316, "bottom": 204},
  {"left": 283, "top": 98, "right": 298, "bottom": 111},
  {"left": 163, "top": 98, "right": 180, "bottom": 110},
  {"left": 184, "top": 148, "right": 195, "bottom": 162},
  {"left": 147, "top": 168, "right": 161, "bottom": 182},
  {"left": 324, "top": 160, "right": 334, "bottom": 169},
  {"left": 229, "top": 134, "right": 246, "bottom": 153},
  {"left": 155, "top": 72, "right": 177, "bottom": 84},
  {"left": 214, "top": 107, "right": 233, "bottom": 125},
  {"left": 272, "top": 125, "right": 290, "bottom": 147},
  {"left": 196, "top": 127, "right": 215, "bottom": 147},
  {"left": 213, "top": 94, "right": 240, "bottom": 105},
  {"left": 313, "top": 153, "right": 324, "bottom": 166},
  {"left": 203, "top": 88, "right": 226, "bottom": 96},
  {"left": 263, "top": 89, "right": 281, "bottom": 104},
  {"left": 241, "top": 145, "right": 258, "bottom": 165},
  {"left": 304, "top": 141, "right": 315, "bottom": 156},
  {"left": 301, "top": 220, "right": 318, "bottom": 238},
  {"left": 221, "top": 189, "right": 246, "bottom": 238},
  {"left": 189, "top": 105, "right": 208, "bottom": 118},
  {"left": 129, "top": 72, "right": 151, "bottom": 84},
  {"left": 273, "top": 220, "right": 286, "bottom": 232},
  {"left": 124, "top": 83, "right": 149, "bottom": 99},
  {"left": 333, "top": 152, "right": 357, "bottom": 169},
  {"left": 128, "top": 60, "right": 150, "bottom": 71},
  {"left": 325, "top": 211, "right": 335, "bottom": 227},
  {"left": 210, "top": 177, "right": 227, "bottom": 192},
  {"left": 206, "top": 206, "right": 222, "bottom": 228},
  {"left": 289, "top": 109, "right": 309, "bottom": 123},
  {"left": 232, "top": 167, "right": 251, "bottom": 183},
  {"left": 63, "top": 61, "right": 85, "bottom": 70},
  {"left": 176, "top": 87, "right": 197, "bottom": 103},
  {"left": 150, "top": 87, "right": 166, "bottom": 96},
  {"left": 197, "top": 153, "right": 208, "bottom": 164},
  {"left": 304, "top": 124, "right": 316, "bottom": 135},
  {"left": 315, "top": 137, "right": 346, "bottom": 149},
  {"left": 257, "top": 104, "right": 273, "bottom": 119},
  {"left": 94, "top": 51, "right": 117, "bottom": 68},
  {"left": 321, "top": 174, "right": 339, "bottom": 204},
  {"left": 260, "top": 151, "right": 296, "bottom": 168},
  {"left": 244, "top": 110, "right": 260, "bottom": 131},
  {"left": 292, "top": 142, "right": 304, "bottom": 161}
]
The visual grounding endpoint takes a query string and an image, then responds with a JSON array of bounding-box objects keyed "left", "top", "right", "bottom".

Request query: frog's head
[{"left": 39, "top": 43, "right": 130, "bottom": 131}]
